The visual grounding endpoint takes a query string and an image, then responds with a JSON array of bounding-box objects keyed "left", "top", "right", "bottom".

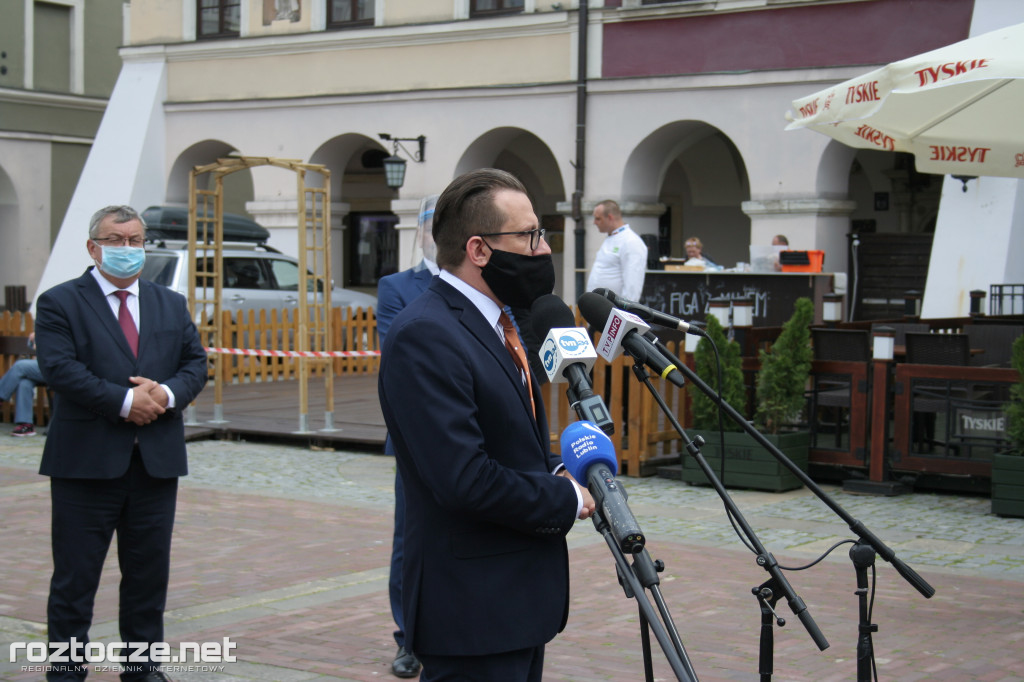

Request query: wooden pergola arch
[{"left": 188, "top": 156, "right": 335, "bottom": 433}]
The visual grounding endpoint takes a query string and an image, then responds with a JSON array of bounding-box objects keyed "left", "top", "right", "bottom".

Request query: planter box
[
  {"left": 681, "top": 430, "right": 810, "bottom": 492},
  {"left": 991, "top": 452, "right": 1024, "bottom": 518}
]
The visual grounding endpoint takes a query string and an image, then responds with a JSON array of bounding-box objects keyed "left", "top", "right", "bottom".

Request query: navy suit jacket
[
  {"left": 34, "top": 269, "right": 208, "bottom": 479},
  {"left": 377, "top": 263, "right": 434, "bottom": 344},
  {"left": 377, "top": 263, "right": 434, "bottom": 459},
  {"left": 378, "top": 277, "right": 577, "bottom": 657}
]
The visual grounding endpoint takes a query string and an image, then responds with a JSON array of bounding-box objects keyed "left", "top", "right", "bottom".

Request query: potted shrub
[
  {"left": 681, "top": 298, "right": 814, "bottom": 491},
  {"left": 754, "top": 297, "right": 815, "bottom": 435},
  {"left": 690, "top": 313, "right": 745, "bottom": 433},
  {"left": 992, "top": 333, "right": 1024, "bottom": 517}
]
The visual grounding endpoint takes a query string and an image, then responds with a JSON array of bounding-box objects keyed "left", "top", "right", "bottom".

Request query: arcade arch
[
  {"left": 455, "top": 127, "right": 567, "bottom": 291},
  {"left": 167, "top": 140, "right": 254, "bottom": 218},
  {"left": 813, "top": 142, "right": 944, "bottom": 320},
  {"left": 846, "top": 150, "right": 942, "bottom": 235},
  {"left": 623, "top": 121, "right": 750, "bottom": 269},
  {"left": 310, "top": 133, "right": 396, "bottom": 288}
]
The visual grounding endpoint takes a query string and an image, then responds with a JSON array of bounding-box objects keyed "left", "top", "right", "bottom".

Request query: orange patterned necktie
[{"left": 499, "top": 311, "right": 535, "bottom": 419}]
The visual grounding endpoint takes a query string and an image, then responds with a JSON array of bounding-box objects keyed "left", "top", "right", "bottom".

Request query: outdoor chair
[
  {"left": 965, "top": 323, "right": 1024, "bottom": 367},
  {"left": 809, "top": 328, "right": 870, "bottom": 449},
  {"left": 904, "top": 332, "right": 970, "bottom": 454}
]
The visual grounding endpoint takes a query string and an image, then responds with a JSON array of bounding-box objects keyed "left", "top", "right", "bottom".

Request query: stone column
[
  {"left": 390, "top": 197, "right": 427, "bottom": 273},
  {"left": 247, "top": 198, "right": 351, "bottom": 287}
]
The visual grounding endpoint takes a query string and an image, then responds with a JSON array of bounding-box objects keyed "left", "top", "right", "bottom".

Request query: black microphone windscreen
[
  {"left": 577, "top": 292, "right": 614, "bottom": 330},
  {"left": 591, "top": 287, "right": 621, "bottom": 306},
  {"left": 531, "top": 294, "right": 577, "bottom": 341}
]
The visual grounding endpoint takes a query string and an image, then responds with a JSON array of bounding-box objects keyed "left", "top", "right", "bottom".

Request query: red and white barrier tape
[{"left": 204, "top": 347, "right": 380, "bottom": 358}]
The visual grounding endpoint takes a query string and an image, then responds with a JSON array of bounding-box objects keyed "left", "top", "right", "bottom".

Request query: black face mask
[{"left": 480, "top": 248, "right": 555, "bottom": 309}]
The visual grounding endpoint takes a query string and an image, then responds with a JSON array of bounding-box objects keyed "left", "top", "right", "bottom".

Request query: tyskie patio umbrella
[{"left": 785, "top": 22, "right": 1024, "bottom": 179}]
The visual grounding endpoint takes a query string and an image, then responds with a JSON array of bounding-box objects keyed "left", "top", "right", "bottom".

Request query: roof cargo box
[{"left": 142, "top": 205, "right": 270, "bottom": 243}]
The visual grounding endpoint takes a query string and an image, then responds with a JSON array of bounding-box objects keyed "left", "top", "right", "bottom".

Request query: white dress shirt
[{"left": 89, "top": 267, "right": 176, "bottom": 417}]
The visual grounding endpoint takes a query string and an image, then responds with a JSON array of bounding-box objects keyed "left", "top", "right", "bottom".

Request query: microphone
[
  {"left": 578, "top": 292, "right": 685, "bottom": 389},
  {"left": 592, "top": 288, "right": 706, "bottom": 337},
  {"left": 561, "top": 421, "right": 645, "bottom": 554},
  {"left": 531, "top": 295, "right": 614, "bottom": 435}
]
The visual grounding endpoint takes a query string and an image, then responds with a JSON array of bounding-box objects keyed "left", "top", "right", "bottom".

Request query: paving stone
[{"left": 1, "top": 426, "right": 1022, "bottom": 680}]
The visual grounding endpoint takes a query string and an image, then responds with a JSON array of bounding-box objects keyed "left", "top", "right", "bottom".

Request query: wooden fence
[
  {"left": 214, "top": 306, "right": 380, "bottom": 381},
  {"left": 541, "top": 344, "right": 690, "bottom": 476},
  {"left": 2, "top": 308, "right": 690, "bottom": 475},
  {"left": 8, "top": 307, "right": 1022, "bottom": 483}
]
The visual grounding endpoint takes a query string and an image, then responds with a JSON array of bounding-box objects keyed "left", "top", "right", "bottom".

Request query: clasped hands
[{"left": 127, "top": 376, "right": 168, "bottom": 425}]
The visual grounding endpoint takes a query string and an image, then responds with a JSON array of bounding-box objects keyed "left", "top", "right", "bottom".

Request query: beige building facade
[
  {"left": 32, "top": 0, "right": 1024, "bottom": 319},
  {"left": 0, "top": 0, "right": 124, "bottom": 309}
]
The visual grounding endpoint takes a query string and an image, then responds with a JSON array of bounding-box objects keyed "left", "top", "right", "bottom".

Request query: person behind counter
[
  {"left": 684, "top": 236, "right": 717, "bottom": 268},
  {"left": 772, "top": 234, "right": 789, "bottom": 271}
]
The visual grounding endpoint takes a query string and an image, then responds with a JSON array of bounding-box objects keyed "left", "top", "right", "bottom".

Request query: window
[
  {"left": 327, "top": 0, "right": 374, "bottom": 28},
  {"left": 470, "top": 0, "right": 525, "bottom": 17},
  {"left": 33, "top": 2, "right": 72, "bottom": 93},
  {"left": 268, "top": 259, "right": 326, "bottom": 293},
  {"left": 269, "top": 259, "right": 301, "bottom": 291},
  {"left": 348, "top": 213, "right": 399, "bottom": 286},
  {"left": 198, "top": 0, "right": 240, "bottom": 39},
  {"left": 224, "top": 259, "right": 271, "bottom": 290}
]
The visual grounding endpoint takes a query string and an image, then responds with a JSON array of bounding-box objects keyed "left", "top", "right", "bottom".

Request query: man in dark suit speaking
[
  {"left": 378, "top": 169, "right": 596, "bottom": 682},
  {"left": 34, "top": 205, "right": 208, "bottom": 681}
]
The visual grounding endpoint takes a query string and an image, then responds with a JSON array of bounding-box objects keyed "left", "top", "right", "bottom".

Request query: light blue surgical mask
[{"left": 97, "top": 245, "right": 146, "bottom": 279}]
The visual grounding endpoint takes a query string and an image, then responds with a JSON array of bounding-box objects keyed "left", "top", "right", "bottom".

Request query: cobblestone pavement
[{"left": 2, "top": 427, "right": 1023, "bottom": 681}]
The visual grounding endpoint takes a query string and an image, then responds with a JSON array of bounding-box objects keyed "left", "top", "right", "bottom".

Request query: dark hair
[{"left": 433, "top": 168, "right": 527, "bottom": 270}]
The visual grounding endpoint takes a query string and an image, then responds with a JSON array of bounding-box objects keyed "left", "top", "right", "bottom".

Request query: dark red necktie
[{"left": 115, "top": 290, "right": 139, "bottom": 356}]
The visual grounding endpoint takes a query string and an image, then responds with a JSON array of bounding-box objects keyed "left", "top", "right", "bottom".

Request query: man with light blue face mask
[{"left": 33, "top": 205, "right": 208, "bottom": 682}]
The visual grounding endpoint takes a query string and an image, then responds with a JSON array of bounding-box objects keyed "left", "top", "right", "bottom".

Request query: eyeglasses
[
  {"left": 93, "top": 235, "right": 145, "bottom": 248},
  {"left": 477, "top": 227, "right": 546, "bottom": 251}
]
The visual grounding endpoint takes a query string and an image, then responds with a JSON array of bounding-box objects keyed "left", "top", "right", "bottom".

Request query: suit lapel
[
  {"left": 136, "top": 281, "right": 157, "bottom": 359},
  {"left": 76, "top": 270, "right": 136, "bottom": 360},
  {"left": 433, "top": 279, "right": 545, "bottom": 447}
]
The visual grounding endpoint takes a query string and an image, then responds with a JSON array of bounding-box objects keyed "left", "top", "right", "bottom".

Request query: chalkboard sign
[{"left": 641, "top": 272, "right": 832, "bottom": 327}]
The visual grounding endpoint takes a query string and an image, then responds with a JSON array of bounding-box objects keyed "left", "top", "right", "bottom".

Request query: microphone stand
[
  {"left": 635, "top": 337, "right": 936, "bottom": 678},
  {"left": 628, "top": 361, "right": 831, "bottom": 661},
  {"left": 850, "top": 542, "right": 879, "bottom": 682},
  {"left": 590, "top": 503, "right": 700, "bottom": 682}
]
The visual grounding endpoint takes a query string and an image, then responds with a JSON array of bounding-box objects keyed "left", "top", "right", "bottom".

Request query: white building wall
[
  {"left": 921, "top": 0, "right": 1024, "bottom": 318},
  {"left": 0, "top": 137, "right": 52, "bottom": 299},
  {"left": 38, "top": 0, "right": 1022, "bottom": 320},
  {"left": 33, "top": 59, "right": 167, "bottom": 306}
]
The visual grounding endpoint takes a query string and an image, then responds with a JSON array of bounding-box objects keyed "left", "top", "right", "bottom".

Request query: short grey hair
[
  {"left": 596, "top": 199, "right": 621, "bottom": 220},
  {"left": 88, "top": 205, "right": 146, "bottom": 239}
]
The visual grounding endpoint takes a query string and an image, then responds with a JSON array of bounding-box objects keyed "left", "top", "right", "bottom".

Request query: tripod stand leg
[
  {"left": 639, "top": 608, "right": 655, "bottom": 682},
  {"left": 759, "top": 604, "right": 774, "bottom": 682}
]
